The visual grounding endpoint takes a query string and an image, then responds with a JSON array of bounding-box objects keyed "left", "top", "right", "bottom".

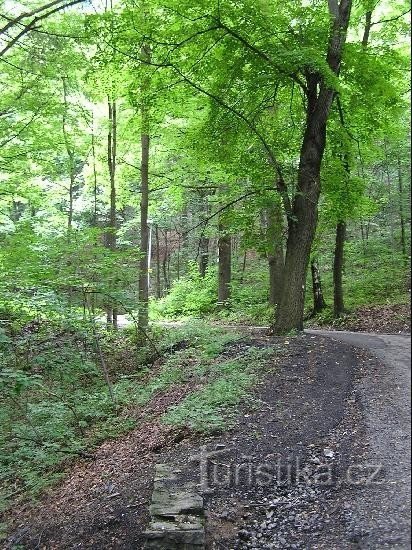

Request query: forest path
[
  {"left": 6, "top": 326, "right": 411, "bottom": 548},
  {"left": 307, "top": 329, "right": 412, "bottom": 549}
]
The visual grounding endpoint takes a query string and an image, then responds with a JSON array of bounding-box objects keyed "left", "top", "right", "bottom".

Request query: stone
[
  {"left": 144, "top": 463, "right": 205, "bottom": 549},
  {"left": 150, "top": 486, "right": 203, "bottom": 517}
]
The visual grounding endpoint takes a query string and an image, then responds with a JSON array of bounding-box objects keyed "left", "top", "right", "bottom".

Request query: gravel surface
[{"left": 307, "top": 330, "right": 411, "bottom": 549}]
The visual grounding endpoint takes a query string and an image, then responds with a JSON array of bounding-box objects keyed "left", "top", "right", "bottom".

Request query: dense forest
[{"left": 0, "top": 0, "right": 410, "bottom": 545}]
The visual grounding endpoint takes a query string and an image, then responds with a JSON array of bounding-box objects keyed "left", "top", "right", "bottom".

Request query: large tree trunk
[
  {"left": 217, "top": 223, "right": 232, "bottom": 307},
  {"left": 274, "top": 0, "right": 353, "bottom": 334},
  {"left": 311, "top": 259, "right": 327, "bottom": 314}
]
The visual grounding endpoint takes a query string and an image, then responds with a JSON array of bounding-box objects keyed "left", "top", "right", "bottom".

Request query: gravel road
[{"left": 308, "top": 330, "right": 411, "bottom": 549}]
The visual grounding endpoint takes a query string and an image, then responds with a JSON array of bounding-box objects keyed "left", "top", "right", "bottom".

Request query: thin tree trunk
[
  {"left": 311, "top": 259, "right": 327, "bottom": 314},
  {"left": 91, "top": 112, "right": 98, "bottom": 227},
  {"left": 240, "top": 250, "right": 247, "bottom": 284},
  {"left": 177, "top": 239, "right": 181, "bottom": 280},
  {"left": 384, "top": 144, "right": 396, "bottom": 251},
  {"left": 155, "top": 224, "right": 162, "bottom": 298},
  {"left": 162, "top": 230, "right": 170, "bottom": 292},
  {"left": 265, "top": 203, "right": 284, "bottom": 307},
  {"left": 269, "top": 251, "right": 285, "bottom": 307},
  {"left": 62, "top": 77, "right": 75, "bottom": 237},
  {"left": 217, "top": 220, "right": 232, "bottom": 307},
  {"left": 397, "top": 156, "right": 407, "bottom": 260},
  {"left": 199, "top": 235, "right": 210, "bottom": 278},
  {"left": 274, "top": 0, "right": 353, "bottom": 334},
  {"left": 138, "top": 43, "right": 151, "bottom": 335},
  {"left": 334, "top": 221, "right": 346, "bottom": 317},
  {"left": 139, "top": 132, "right": 150, "bottom": 332},
  {"left": 106, "top": 97, "right": 118, "bottom": 328}
]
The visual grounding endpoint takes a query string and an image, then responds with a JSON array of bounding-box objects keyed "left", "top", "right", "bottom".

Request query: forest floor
[
  {"left": 4, "top": 328, "right": 411, "bottom": 550},
  {"left": 306, "top": 303, "right": 411, "bottom": 334}
]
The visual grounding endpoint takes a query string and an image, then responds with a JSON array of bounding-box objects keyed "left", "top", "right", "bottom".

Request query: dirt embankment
[{"left": 308, "top": 303, "right": 411, "bottom": 334}]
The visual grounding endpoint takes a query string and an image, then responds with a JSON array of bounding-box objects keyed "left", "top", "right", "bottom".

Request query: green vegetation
[
  {"left": 0, "top": 0, "right": 410, "bottom": 537},
  {"left": 153, "top": 232, "right": 410, "bottom": 326},
  {"left": 1, "top": 317, "right": 274, "bottom": 518},
  {"left": 164, "top": 347, "right": 274, "bottom": 432}
]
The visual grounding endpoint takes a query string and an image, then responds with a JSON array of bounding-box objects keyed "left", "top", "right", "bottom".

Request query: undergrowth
[
  {"left": 0, "top": 319, "right": 254, "bottom": 525},
  {"left": 151, "top": 235, "right": 410, "bottom": 327},
  {"left": 163, "top": 347, "right": 275, "bottom": 432}
]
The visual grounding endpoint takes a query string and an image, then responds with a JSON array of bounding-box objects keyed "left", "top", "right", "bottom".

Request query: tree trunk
[
  {"left": 311, "top": 259, "right": 327, "bottom": 314},
  {"left": 397, "top": 156, "right": 407, "bottom": 260},
  {"left": 107, "top": 97, "right": 118, "bottom": 328},
  {"left": 199, "top": 235, "right": 210, "bottom": 277},
  {"left": 265, "top": 203, "right": 284, "bottom": 307},
  {"left": 91, "top": 112, "right": 98, "bottom": 227},
  {"left": 138, "top": 132, "right": 150, "bottom": 332},
  {"left": 162, "top": 229, "right": 170, "bottom": 292},
  {"left": 240, "top": 250, "right": 247, "bottom": 284},
  {"left": 334, "top": 220, "right": 346, "bottom": 317},
  {"left": 274, "top": 0, "right": 353, "bottom": 334},
  {"left": 217, "top": 223, "right": 232, "bottom": 307},
  {"left": 155, "top": 224, "right": 162, "bottom": 299},
  {"left": 138, "top": 43, "right": 151, "bottom": 335},
  {"left": 62, "top": 77, "right": 75, "bottom": 236},
  {"left": 269, "top": 251, "right": 285, "bottom": 307}
]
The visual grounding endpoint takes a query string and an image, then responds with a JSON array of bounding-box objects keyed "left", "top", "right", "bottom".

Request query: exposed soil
[{"left": 4, "top": 331, "right": 411, "bottom": 550}]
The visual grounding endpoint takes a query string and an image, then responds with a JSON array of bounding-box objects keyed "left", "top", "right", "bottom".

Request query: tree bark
[
  {"left": 138, "top": 43, "right": 151, "bottom": 335},
  {"left": 265, "top": 203, "right": 284, "bottom": 307},
  {"left": 334, "top": 220, "right": 346, "bottom": 317},
  {"left": 199, "top": 235, "right": 210, "bottom": 277},
  {"left": 217, "top": 222, "right": 232, "bottom": 307},
  {"left": 311, "top": 259, "right": 327, "bottom": 314},
  {"left": 106, "top": 97, "right": 118, "bottom": 329},
  {"left": 138, "top": 132, "right": 150, "bottom": 332},
  {"left": 155, "top": 224, "right": 162, "bottom": 298},
  {"left": 274, "top": 0, "right": 353, "bottom": 334}
]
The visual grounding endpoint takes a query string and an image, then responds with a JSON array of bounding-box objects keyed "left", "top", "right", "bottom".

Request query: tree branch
[
  {"left": 169, "top": 65, "right": 292, "bottom": 216},
  {"left": 183, "top": 188, "right": 275, "bottom": 236},
  {"left": 214, "top": 18, "right": 307, "bottom": 92},
  {"left": 370, "top": 8, "right": 411, "bottom": 27},
  {"left": 0, "top": 0, "right": 85, "bottom": 57}
]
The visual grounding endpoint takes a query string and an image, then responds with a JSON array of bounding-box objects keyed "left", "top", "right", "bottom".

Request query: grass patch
[{"left": 163, "top": 347, "right": 275, "bottom": 432}]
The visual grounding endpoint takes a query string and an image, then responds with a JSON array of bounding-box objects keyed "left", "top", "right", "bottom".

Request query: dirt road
[{"left": 308, "top": 330, "right": 411, "bottom": 549}]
